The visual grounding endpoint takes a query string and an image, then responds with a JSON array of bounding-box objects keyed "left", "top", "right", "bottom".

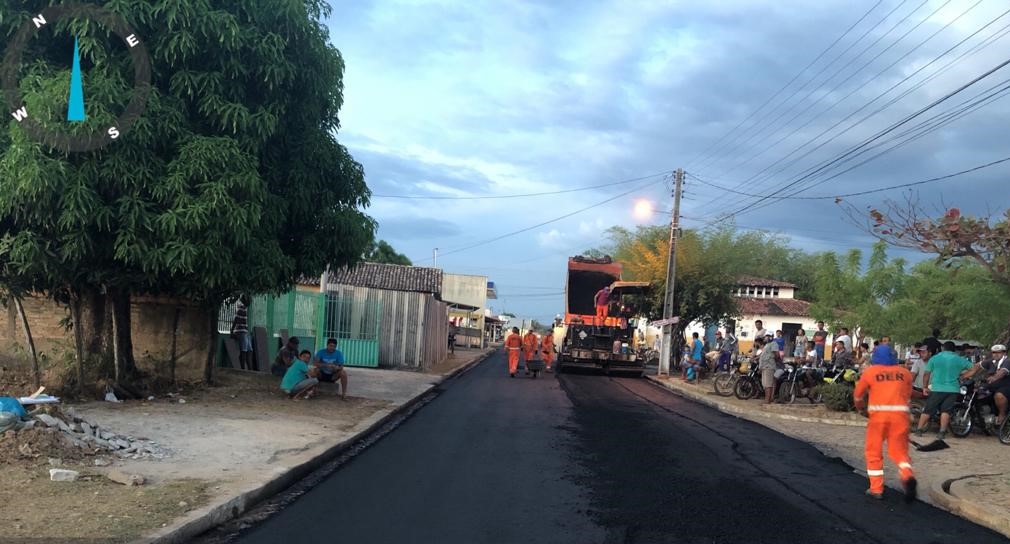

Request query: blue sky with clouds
[{"left": 325, "top": 0, "right": 1010, "bottom": 322}]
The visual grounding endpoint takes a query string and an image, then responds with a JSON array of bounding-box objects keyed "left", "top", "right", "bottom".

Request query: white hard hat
[{"left": 992, "top": 344, "right": 1007, "bottom": 352}]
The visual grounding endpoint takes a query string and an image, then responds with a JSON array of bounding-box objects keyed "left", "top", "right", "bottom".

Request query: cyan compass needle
[{"left": 67, "top": 36, "right": 85, "bottom": 122}]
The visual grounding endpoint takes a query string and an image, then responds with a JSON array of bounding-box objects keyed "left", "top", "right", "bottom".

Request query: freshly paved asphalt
[{"left": 237, "top": 350, "right": 1007, "bottom": 544}]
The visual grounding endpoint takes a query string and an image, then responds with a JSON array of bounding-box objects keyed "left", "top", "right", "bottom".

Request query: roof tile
[
  {"left": 326, "top": 262, "right": 442, "bottom": 295},
  {"left": 736, "top": 297, "right": 811, "bottom": 317}
]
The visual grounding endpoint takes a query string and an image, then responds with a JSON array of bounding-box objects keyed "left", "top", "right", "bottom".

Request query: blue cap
[{"left": 870, "top": 345, "right": 898, "bottom": 365}]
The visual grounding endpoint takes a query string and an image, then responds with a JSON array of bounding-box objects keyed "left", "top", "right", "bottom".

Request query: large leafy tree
[{"left": 0, "top": 1, "right": 374, "bottom": 391}]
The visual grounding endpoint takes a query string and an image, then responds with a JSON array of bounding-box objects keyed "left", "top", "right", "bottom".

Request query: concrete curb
[
  {"left": 928, "top": 475, "right": 1010, "bottom": 539},
  {"left": 138, "top": 349, "right": 496, "bottom": 544},
  {"left": 645, "top": 375, "right": 866, "bottom": 427}
]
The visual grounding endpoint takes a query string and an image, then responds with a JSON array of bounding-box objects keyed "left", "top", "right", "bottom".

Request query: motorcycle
[
  {"left": 949, "top": 379, "right": 1001, "bottom": 438},
  {"left": 777, "top": 364, "right": 820, "bottom": 404},
  {"left": 733, "top": 360, "right": 763, "bottom": 400},
  {"left": 712, "top": 355, "right": 744, "bottom": 397}
]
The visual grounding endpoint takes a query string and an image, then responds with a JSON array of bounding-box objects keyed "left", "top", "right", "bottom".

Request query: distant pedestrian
[
  {"left": 272, "top": 336, "right": 300, "bottom": 377},
  {"left": 794, "top": 329, "right": 808, "bottom": 362},
  {"left": 812, "top": 321, "right": 829, "bottom": 364},
  {"left": 758, "top": 337, "right": 779, "bottom": 404},
  {"left": 774, "top": 330, "right": 785, "bottom": 356},
  {"left": 504, "top": 327, "right": 522, "bottom": 378},
  {"left": 230, "top": 295, "right": 252, "bottom": 370}
]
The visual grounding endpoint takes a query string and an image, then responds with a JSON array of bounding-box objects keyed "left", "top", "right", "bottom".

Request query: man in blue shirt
[{"left": 314, "top": 338, "right": 349, "bottom": 400}]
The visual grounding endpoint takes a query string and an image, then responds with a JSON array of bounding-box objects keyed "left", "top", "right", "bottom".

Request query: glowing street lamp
[{"left": 633, "top": 199, "right": 654, "bottom": 221}]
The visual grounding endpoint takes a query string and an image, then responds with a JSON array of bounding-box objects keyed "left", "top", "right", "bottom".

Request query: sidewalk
[
  {"left": 0, "top": 348, "right": 493, "bottom": 544},
  {"left": 648, "top": 375, "right": 1010, "bottom": 539}
]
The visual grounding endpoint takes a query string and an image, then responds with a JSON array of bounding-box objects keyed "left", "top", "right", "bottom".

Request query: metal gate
[{"left": 322, "top": 288, "right": 381, "bottom": 367}]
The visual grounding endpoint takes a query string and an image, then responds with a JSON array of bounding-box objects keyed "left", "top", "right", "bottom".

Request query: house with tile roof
[{"left": 685, "top": 276, "right": 820, "bottom": 355}]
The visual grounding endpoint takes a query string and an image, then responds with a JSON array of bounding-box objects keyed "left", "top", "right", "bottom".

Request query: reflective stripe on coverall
[
  {"left": 504, "top": 333, "right": 522, "bottom": 375},
  {"left": 541, "top": 334, "right": 555, "bottom": 369},
  {"left": 854, "top": 363, "right": 915, "bottom": 495}
]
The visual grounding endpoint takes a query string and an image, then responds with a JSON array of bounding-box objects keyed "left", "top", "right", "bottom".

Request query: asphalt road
[{"left": 237, "top": 350, "right": 1007, "bottom": 544}]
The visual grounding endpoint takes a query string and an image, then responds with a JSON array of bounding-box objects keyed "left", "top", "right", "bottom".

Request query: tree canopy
[
  {"left": 364, "top": 240, "right": 411, "bottom": 266},
  {"left": 0, "top": 1, "right": 375, "bottom": 388}
]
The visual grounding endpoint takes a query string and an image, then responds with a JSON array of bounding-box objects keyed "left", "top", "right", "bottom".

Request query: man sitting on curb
[
  {"left": 281, "top": 350, "right": 319, "bottom": 400},
  {"left": 315, "top": 338, "right": 349, "bottom": 400}
]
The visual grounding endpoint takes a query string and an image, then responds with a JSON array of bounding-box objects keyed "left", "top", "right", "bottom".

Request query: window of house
[
  {"left": 747, "top": 286, "right": 754, "bottom": 296},
  {"left": 773, "top": 287, "right": 780, "bottom": 297}
]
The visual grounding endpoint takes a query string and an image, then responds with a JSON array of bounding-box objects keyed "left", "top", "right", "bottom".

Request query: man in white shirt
[
  {"left": 835, "top": 327, "right": 853, "bottom": 353},
  {"left": 908, "top": 344, "right": 927, "bottom": 391}
]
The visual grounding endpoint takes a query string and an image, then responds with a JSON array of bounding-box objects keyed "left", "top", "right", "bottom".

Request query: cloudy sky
[{"left": 325, "top": 0, "right": 1010, "bottom": 322}]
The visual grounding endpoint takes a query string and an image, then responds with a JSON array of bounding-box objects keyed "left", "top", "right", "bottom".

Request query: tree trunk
[
  {"left": 69, "top": 294, "right": 86, "bottom": 394},
  {"left": 109, "top": 288, "right": 138, "bottom": 387},
  {"left": 998, "top": 315, "right": 1010, "bottom": 345},
  {"left": 204, "top": 305, "right": 220, "bottom": 385},
  {"left": 170, "top": 306, "right": 181, "bottom": 386},
  {"left": 79, "top": 287, "right": 110, "bottom": 360},
  {"left": 13, "top": 296, "right": 41, "bottom": 390}
]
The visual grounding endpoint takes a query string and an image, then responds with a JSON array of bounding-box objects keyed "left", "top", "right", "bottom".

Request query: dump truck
[{"left": 556, "top": 256, "right": 649, "bottom": 376}]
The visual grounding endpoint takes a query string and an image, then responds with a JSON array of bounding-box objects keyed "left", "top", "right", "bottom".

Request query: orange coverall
[
  {"left": 541, "top": 334, "right": 555, "bottom": 370},
  {"left": 504, "top": 333, "right": 522, "bottom": 375},
  {"left": 522, "top": 332, "right": 539, "bottom": 363},
  {"left": 853, "top": 363, "right": 915, "bottom": 495}
]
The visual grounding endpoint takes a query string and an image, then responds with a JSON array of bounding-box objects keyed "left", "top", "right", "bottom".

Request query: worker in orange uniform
[
  {"left": 853, "top": 339, "right": 917, "bottom": 502},
  {"left": 522, "top": 329, "right": 539, "bottom": 375},
  {"left": 541, "top": 331, "right": 556, "bottom": 372},
  {"left": 594, "top": 285, "right": 611, "bottom": 327},
  {"left": 504, "top": 327, "right": 522, "bottom": 378}
]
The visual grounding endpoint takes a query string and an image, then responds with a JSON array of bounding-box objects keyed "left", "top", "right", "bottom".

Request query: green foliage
[
  {"left": 364, "top": 240, "right": 411, "bottom": 266},
  {"left": 0, "top": 1, "right": 375, "bottom": 303},
  {"left": 816, "top": 383, "right": 855, "bottom": 412}
]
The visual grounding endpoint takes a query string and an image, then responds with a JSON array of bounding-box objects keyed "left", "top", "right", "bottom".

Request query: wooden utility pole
[{"left": 658, "top": 168, "right": 683, "bottom": 376}]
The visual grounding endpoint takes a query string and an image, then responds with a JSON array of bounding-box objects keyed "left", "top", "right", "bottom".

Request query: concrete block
[
  {"left": 107, "top": 469, "right": 145, "bottom": 486},
  {"left": 35, "top": 414, "right": 60, "bottom": 428},
  {"left": 49, "top": 469, "right": 79, "bottom": 482}
]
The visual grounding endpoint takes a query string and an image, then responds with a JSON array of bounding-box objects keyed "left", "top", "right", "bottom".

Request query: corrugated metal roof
[{"left": 327, "top": 262, "right": 442, "bottom": 295}]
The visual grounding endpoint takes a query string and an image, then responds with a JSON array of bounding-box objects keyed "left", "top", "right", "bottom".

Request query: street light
[{"left": 633, "top": 199, "right": 654, "bottom": 221}]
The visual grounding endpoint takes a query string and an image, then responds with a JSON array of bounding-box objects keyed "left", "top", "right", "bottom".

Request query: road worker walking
[
  {"left": 853, "top": 340, "right": 917, "bottom": 502},
  {"left": 522, "top": 329, "right": 539, "bottom": 375},
  {"left": 541, "top": 331, "right": 556, "bottom": 372},
  {"left": 504, "top": 327, "right": 522, "bottom": 378}
]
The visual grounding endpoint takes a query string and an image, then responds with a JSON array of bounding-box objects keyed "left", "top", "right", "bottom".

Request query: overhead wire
[
  {"left": 683, "top": 0, "right": 886, "bottom": 172},
  {"left": 373, "top": 171, "right": 671, "bottom": 200},
  {"left": 414, "top": 176, "right": 668, "bottom": 262},
  {"left": 691, "top": 0, "right": 919, "bottom": 176},
  {"left": 704, "top": 8, "right": 1010, "bottom": 207},
  {"left": 715, "top": 54, "right": 1010, "bottom": 220},
  {"left": 706, "top": 0, "right": 985, "bottom": 210}
]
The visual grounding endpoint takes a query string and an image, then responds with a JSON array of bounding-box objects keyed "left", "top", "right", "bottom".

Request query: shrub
[{"left": 817, "top": 383, "right": 855, "bottom": 412}]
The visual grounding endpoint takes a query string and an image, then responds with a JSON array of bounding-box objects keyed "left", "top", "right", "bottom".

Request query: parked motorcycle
[
  {"left": 950, "top": 379, "right": 1001, "bottom": 438},
  {"left": 777, "top": 364, "right": 820, "bottom": 404},
  {"left": 713, "top": 357, "right": 744, "bottom": 397},
  {"left": 733, "top": 361, "right": 763, "bottom": 400}
]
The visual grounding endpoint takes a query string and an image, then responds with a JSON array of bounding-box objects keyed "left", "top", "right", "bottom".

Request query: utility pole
[
  {"left": 658, "top": 168, "right": 683, "bottom": 376},
  {"left": 433, "top": 248, "right": 438, "bottom": 268}
]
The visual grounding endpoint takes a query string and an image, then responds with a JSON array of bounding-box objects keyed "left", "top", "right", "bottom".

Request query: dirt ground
[
  {"left": 426, "top": 347, "right": 490, "bottom": 375},
  {"left": 0, "top": 464, "right": 209, "bottom": 543}
]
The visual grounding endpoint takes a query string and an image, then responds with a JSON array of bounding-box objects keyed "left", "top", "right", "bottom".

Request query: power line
[
  {"left": 689, "top": 156, "right": 1010, "bottom": 202},
  {"left": 716, "top": 53, "right": 1010, "bottom": 220},
  {"left": 706, "top": 8, "right": 1010, "bottom": 209},
  {"left": 691, "top": 0, "right": 915, "bottom": 175},
  {"left": 684, "top": 0, "right": 886, "bottom": 171},
  {"left": 416, "top": 177, "right": 667, "bottom": 262},
  {"left": 705, "top": 0, "right": 985, "bottom": 209},
  {"left": 373, "top": 171, "right": 671, "bottom": 200}
]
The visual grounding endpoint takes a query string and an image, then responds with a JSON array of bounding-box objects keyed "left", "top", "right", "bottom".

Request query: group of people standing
[{"left": 503, "top": 327, "right": 556, "bottom": 378}]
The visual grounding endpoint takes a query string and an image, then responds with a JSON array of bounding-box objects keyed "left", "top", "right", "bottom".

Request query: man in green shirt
[
  {"left": 914, "top": 341, "right": 979, "bottom": 439},
  {"left": 281, "top": 350, "right": 319, "bottom": 400}
]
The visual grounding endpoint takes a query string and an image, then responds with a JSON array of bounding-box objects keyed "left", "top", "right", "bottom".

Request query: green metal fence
[{"left": 219, "top": 289, "right": 381, "bottom": 368}]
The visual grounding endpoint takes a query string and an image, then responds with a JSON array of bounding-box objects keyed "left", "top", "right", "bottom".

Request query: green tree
[
  {"left": 364, "top": 240, "right": 411, "bottom": 266},
  {"left": 867, "top": 203, "right": 1010, "bottom": 342},
  {"left": 0, "top": 1, "right": 374, "bottom": 392}
]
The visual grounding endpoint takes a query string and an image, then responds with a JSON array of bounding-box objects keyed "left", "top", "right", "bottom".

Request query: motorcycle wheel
[
  {"left": 1000, "top": 418, "right": 1010, "bottom": 445},
  {"left": 734, "top": 377, "right": 757, "bottom": 400},
  {"left": 949, "top": 404, "right": 973, "bottom": 438},
  {"left": 713, "top": 373, "right": 736, "bottom": 397},
  {"left": 777, "top": 382, "right": 796, "bottom": 404}
]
